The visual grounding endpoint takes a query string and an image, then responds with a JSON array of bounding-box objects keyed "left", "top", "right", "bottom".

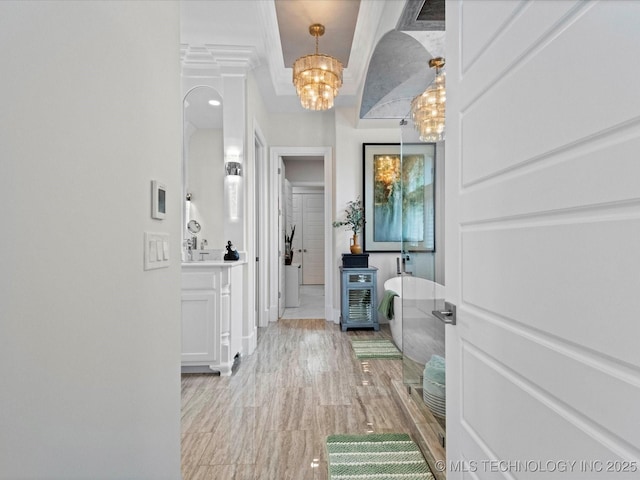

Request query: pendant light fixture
[
  {"left": 411, "top": 57, "right": 446, "bottom": 142},
  {"left": 292, "top": 23, "right": 343, "bottom": 111}
]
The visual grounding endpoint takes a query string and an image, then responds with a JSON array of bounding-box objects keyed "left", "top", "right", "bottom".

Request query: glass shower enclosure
[{"left": 399, "top": 121, "right": 446, "bottom": 433}]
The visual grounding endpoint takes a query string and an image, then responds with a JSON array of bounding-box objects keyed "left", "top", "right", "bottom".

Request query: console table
[{"left": 339, "top": 266, "right": 379, "bottom": 331}]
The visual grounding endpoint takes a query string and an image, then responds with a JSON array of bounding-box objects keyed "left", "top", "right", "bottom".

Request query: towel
[
  {"left": 423, "top": 355, "right": 446, "bottom": 397},
  {"left": 377, "top": 289, "right": 399, "bottom": 320},
  {"left": 424, "top": 355, "right": 445, "bottom": 385}
]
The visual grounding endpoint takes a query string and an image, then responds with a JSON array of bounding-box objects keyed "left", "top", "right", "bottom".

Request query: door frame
[
  {"left": 251, "top": 121, "right": 269, "bottom": 329},
  {"left": 268, "top": 146, "right": 334, "bottom": 322}
]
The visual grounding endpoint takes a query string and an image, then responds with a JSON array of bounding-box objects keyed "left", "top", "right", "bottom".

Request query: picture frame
[{"left": 362, "top": 143, "right": 435, "bottom": 252}]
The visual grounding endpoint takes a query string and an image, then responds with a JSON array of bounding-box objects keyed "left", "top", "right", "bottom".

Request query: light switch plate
[{"left": 144, "top": 232, "right": 170, "bottom": 270}]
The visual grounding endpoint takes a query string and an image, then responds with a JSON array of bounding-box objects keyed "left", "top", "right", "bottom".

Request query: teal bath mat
[
  {"left": 350, "top": 338, "right": 402, "bottom": 359},
  {"left": 326, "top": 433, "right": 434, "bottom": 479}
]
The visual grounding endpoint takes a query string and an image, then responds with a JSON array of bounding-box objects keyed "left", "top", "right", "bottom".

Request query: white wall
[
  {"left": 332, "top": 109, "right": 445, "bottom": 318},
  {"left": 268, "top": 111, "right": 336, "bottom": 147},
  {"left": 187, "top": 128, "right": 225, "bottom": 248},
  {"left": 251, "top": 104, "right": 442, "bottom": 322},
  {"left": 284, "top": 159, "right": 324, "bottom": 184},
  {"left": 261, "top": 107, "right": 396, "bottom": 318},
  {"left": 247, "top": 73, "right": 271, "bottom": 139},
  {"left": 334, "top": 107, "right": 405, "bottom": 318},
  {"left": 0, "top": 2, "right": 181, "bottom": 478},
  {"left": 222, "top": 76, "right": 246, "bottom": 250},
  {"left": 260, "top": 106, "right": 433, "bottom": 319},
  {"left": 246, "top": 71, "right": 271, "bottom": 331}
]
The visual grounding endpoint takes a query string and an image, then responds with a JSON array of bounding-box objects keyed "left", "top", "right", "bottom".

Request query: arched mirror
[{"left": 183, "top": 86, "right": 224, "bottom": 253}]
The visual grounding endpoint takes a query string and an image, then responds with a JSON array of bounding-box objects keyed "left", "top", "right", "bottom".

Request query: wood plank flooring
[{"left": 181, "top": 319, "right": 413, "bottom": 480}]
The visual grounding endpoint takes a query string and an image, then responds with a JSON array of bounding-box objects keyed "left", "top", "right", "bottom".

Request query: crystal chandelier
[
  {"left": 292, "top": 24, "right": 343, "bottom": 111},
  {"left": 411, "top": 57, "right": 446, "bottom": 142}
]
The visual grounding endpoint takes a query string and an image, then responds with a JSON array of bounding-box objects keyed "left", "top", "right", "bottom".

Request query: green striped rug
[
  {"left": 326, "top": 433, "right": 434, "bottom": 479},
  {"left": 350, "top": 339, "right": 402, "bottom": 359}
]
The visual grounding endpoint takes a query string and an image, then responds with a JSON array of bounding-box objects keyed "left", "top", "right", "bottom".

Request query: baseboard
[
  {"left": 269, "top": 304, "right": 278, "bottom": 322},
  {"left": 391, "top": 380, "right": 446, "bottom": 480},
  {"left": 242, "top": 327, "right": 257, "bottom": 356}
]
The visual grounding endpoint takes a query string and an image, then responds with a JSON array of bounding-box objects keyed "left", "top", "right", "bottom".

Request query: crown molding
[
  {"left": 255, "top": 0, "right": 291, "bottom": 95},
  {"left": 181, "top": 44, "right": 260, "bottom": 77}
]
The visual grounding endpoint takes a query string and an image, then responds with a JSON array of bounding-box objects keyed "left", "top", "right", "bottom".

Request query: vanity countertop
[
  {"left": 182, "top": 249, "right": 247, "bottom": 267},
  {"left": 182, "top": 259, "right": 247, "bottom": 268}
]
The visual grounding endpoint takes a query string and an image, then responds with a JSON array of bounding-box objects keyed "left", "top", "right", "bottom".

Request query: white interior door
[
  {"left": 254, "top": 136, "right": 263, "bottom": 327},
  {"left": 292, "top": 191, "right": 325, "bottom": 284},
  {"left": 301, "top": 193, "right": 324, "bottom": 284},
  {"left": 278, "top": 158, "right": 285, "bottom": 318},
  {"left": 292, "top": 193, "right": 303, "bottom": 266},
  {"left": 446, "top": 1, "right": 640, "bottom": 478}
]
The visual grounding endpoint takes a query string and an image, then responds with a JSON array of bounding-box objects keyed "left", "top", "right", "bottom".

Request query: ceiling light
[
  {"left": 208, "top": 99, "right": 220, "bottom": 106},
  {"left": 292, "top": 23, "right": 343, "bottom": 111},
  {"left": 411, "top": 57, "right": 446, "bottom": 142}
]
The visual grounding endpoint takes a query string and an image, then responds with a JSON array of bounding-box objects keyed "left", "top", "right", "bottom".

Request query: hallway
[
  {"left": 180, "top": 319, "right": 412, "bottom": 480},
  {"left": 281, "top": 285, "right": 325, "bottom": 320}
]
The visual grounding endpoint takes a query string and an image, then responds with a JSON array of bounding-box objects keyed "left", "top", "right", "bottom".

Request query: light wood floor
[{"left": 181, "top": 319, "right": 413, "bottom": 480}]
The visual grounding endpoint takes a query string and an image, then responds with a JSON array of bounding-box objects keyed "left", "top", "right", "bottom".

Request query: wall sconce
[
  {"left": 224, "top": 162, "right": 242, "bottom": 221},
  {"left": 184, "top": 192, "right": 193, "bottom": 224},
  {"left": 225, "top": 161, "right": 242, "bottom": 176}
]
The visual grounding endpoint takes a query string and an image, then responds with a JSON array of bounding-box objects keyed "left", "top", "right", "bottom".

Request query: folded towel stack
[
  {"left": 423, "top": 354, "right": 446, "bottom": 417},
  {"left": 377, "top": 289, "right": 399, "bottom": 320}
]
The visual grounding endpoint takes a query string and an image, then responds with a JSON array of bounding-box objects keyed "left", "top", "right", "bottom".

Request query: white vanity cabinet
[{"left": 181, "top": 261, "right": 244, "bottom": 375}]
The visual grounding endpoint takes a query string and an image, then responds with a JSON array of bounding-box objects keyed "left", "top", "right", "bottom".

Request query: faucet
[
  {"left": 184, "top": 238, "right": 194, "bottom": 261},
  {"left": 403, "top": 254, "right": 413, "bottom": 275},
  {"left": 397, "top": 254, "right": 413, "bottom": 275}
]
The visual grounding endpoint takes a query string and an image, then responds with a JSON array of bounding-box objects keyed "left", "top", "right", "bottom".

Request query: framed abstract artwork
[{"left": 362, "top": 143, "right": 435, "bottom": 252}]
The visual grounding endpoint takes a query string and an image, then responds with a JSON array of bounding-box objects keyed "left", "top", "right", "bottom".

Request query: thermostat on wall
[{"left": 151, "top": 180, "right": 166, "bottom": 219}]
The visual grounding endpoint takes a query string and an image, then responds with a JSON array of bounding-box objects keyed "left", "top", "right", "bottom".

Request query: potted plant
[
  {"left": 332, "top": 197, "right": 365, "bottom": 254},
  {"left": 284, "top": 225, "right": 295, "bottom": 265}
]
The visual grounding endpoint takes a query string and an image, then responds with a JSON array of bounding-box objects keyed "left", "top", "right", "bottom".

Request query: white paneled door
[
  {"left": 446, "top": 1, "right": 640, "bottom": 479},
  {"left": 278, "top": 158, "right": 286, "bottom": 318},
  {"left": 301, "top": 193, "right": 325, "bottom": 285},
  {"left": 292, "top": 193, "right": 303, "bottom": 265},
  {"left": 293, "top": 192, "right": 325, "bottom": 285}
]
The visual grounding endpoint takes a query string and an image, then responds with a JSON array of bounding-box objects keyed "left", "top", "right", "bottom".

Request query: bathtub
[{"left": 383, "top": 275, "right": 446, "bottom": 364}]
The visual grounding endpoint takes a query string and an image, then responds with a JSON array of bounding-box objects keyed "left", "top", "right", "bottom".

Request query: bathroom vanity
[{"left": 181, "top": 258, "right": 245, "bottom": 375}]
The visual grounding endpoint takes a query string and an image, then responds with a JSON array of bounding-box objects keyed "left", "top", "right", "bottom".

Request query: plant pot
[{"left": 350, "top": 233, "right": 362, "bottom": 254}]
